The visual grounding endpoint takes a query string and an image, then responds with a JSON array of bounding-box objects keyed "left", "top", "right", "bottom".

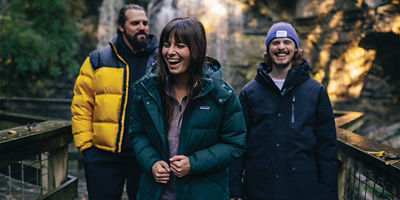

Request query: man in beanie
[
  {"left": 71, "top": 4, "right": 157, "bottom": 199},
  {"left": 229, "top": 22, "right": 338, "bottom": 200}
]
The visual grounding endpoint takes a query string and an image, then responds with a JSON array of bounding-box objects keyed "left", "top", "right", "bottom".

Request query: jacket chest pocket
[
  {"left": 290, "top": 95, "right": 296, "bottom": 125},
  {"left": 186, "top": 103, "right": 222, "bottom": 129}
]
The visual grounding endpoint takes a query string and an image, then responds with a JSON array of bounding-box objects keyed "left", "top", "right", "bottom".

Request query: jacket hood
[
  {"left": 205, "top": 56, "right": 222, "bottom": 79},
  {"left": 142, "top": 34, "right": 158, "bottom": 55},
  {"left": 255, "top": 58, "right": 311, "bottom": 95}
]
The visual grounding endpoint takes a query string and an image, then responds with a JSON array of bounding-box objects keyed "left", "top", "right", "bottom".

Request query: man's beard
[
  {"left": 275, "top": 63, "right": 290, "bottom": 69},
  {"left": 272, "top": 49, "right": 293, "bottom": 68},
  {"left": 125, "top": 30, "right": 148, "bottom": 51}
]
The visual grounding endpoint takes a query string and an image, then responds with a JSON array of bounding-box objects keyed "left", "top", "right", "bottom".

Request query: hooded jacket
[
  {"left": 230, "top": 60, "right": 338, "bottom": 200},
  {"left": 129, "top": 57, "right": 246, "bottom": 200},
  {"left": 71, "top": 34, "right": 158, "bottom": 152}
]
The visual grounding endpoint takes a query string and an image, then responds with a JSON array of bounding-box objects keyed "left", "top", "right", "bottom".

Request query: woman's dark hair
[
  {"left": 116, "top": 4, "right": 146, "bottom": 34},
  {"left": 157, "top": 17, "right": 207, "bottom": 129}
]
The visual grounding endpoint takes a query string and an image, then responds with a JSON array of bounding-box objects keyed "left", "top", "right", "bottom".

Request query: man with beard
[
  {"left": 229, "top": 22, "right": 338, "bottom": 200},
  {"left": 71, "top": 4, "right": 157, "bottom": 200}
]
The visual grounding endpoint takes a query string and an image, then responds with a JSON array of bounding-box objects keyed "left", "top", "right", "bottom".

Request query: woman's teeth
[{"left": 168, "top": 59, "right": 180, "bottom": 64}]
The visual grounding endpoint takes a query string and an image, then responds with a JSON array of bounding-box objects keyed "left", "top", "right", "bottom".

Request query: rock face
[
  {"left": 235, "top": 0, "right": 399, "bottom": 100},
  {"left": 81, "top": 0, "right": 400, "bottom": 146},
  {"left": 289, "top": 1, "right": 399, "bottom": 139},
  {"left": 143, "top": 0, "right": 399, "bottom": 145},
  {"left": 212, "top": 0, "right": 399, "bottom": 144},
  {"left": 145, "top": 1, "right": 399, "bottom": 111}
]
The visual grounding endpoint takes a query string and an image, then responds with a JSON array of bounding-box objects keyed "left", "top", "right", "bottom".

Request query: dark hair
[
  {"left": 157, "top": 17, "right": 207, "bottom": 129},
  {"left": 264, "top": 48, "right": 304, "bottom": 70},
  {"left": 116, "top": 4, "right": 146, "bottom": 34}
]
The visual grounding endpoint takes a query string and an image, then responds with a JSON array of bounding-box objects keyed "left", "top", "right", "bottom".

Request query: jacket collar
[
  {"left": 255, "top": 59, "right": 311, "bottom": 96},
  {"left": 137, "top": 70, "right": 215, "bottom": 102},
  {"left": 138, "top": 56, "right": 222, "bottom": 100}
]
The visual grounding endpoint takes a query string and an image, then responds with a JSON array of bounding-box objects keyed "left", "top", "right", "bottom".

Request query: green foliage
[{"left": 0, "top": 0, "right": 84, "bottom": 97}]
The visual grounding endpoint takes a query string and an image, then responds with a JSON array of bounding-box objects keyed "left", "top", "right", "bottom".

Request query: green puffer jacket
[{"left": 129, "top": 58, "right": 246, "bottom": 200}]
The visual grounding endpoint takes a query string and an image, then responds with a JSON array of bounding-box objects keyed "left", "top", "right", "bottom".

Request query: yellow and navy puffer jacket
[{"left": 71, "top": 35, "right": 157, "bottom": 153}]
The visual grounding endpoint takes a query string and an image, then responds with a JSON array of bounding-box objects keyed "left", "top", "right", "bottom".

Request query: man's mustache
[
  {"left": 274, "top": 49, "right": 289, "bottom": 54},
  {"left": 134, "top": 30, "right": 148, "bottom": 38}
]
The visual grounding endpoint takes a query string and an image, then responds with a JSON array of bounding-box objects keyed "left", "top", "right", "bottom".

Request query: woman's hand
[
  {"left": 151, "top": 160, "right": 170, "bottom": 184},
  {"left": 170, "top": 155, "right": 191, "bottom": 177}
]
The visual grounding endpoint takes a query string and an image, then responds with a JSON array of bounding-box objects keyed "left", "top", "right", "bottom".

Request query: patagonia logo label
[
  {"left": 276, "top": 30, "right": 287, "bottom": 37},
  {"left": 200, "top": 106, "right": 211, "bottom": 110}
]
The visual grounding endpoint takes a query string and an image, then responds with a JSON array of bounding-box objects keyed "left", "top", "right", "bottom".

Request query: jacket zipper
[
  {"left": 291, "top": 96, "right": 295, "bottom": 123},
  {"left": 110, "top": 42, "right": 130, "bottom": 153}
]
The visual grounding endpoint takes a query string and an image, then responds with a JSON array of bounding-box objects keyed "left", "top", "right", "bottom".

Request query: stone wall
[{"left": 233, "top": 0, "right": 400, "bottom": 135}]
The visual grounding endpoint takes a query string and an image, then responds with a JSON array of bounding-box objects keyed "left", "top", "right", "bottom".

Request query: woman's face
[{"left": 162, "top": 36, "right": 191, "bottom": 77}]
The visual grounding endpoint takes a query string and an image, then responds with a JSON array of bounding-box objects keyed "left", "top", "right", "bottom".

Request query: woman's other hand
[
  {"left": 170, "top": 155, "right": 191, "bottom": 177},
  {"left": 151, "top": 160, "right": 170, "bottom": 184}
]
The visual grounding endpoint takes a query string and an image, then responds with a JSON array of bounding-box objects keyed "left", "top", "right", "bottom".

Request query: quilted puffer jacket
[{"left": 71, "top": 34, "right": 157, "bottom": 152}]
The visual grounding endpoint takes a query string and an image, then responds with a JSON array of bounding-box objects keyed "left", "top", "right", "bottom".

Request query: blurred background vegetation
[{"left": 0, "top": 0, "right": 83, "bottom": 97}]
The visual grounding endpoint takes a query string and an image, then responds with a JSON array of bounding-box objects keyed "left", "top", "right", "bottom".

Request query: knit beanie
[{"left": 265, "top": 22, "right": 299, "bottom": 50}]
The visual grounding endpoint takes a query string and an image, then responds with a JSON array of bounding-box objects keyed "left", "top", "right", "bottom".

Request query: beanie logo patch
[{"left": 276, "top": 30, "right": 287, "bottom": 38}]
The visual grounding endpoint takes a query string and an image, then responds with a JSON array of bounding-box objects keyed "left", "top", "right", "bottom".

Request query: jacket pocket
[
  {"left": 82, "top": 146, "right": 96, "bottom": 162},
  {"left": 288, "top": 160, "right": 319, "bottom": 199},
  {"left": 137, "top": 173, "right": 158, "bottom": 200},
  {"left": 288, "top": 159, "right": 317, "bottom": 173},
  {"left": 243, "top": 160, "right": 273, "bottom": 199},
  {"left": 188, "top": 171, "right": 228, "bottom": 200}
]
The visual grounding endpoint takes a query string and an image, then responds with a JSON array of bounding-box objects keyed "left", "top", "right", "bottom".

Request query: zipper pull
[{"left": 291, "top": 96, "right": 295, "bottom": 123}]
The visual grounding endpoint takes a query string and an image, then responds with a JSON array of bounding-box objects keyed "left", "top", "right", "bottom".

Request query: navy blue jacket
[{"left": 229, "top": 60, "right": 338, "bottom": 200}]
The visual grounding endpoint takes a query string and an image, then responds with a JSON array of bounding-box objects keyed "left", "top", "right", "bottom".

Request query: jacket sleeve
[
  {"left": 71, "top": 57, "right": 95, "bottom": 152},
  {"left": 229, "top": 89, "right": 249, "bottom": 198},
  {"left": 130, "top": 89, "right": 162, "bottom": 174},
  {"left": 188, "top": 92, "right": 247, "bottom": 175},
  {"left": 315, "top": 87, "right": 338, "bottom": 200}
]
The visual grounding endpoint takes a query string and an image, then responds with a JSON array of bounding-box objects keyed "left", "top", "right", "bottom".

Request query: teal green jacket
[{"left": 129, "top": 58, "right": 246, "bottom": 200}]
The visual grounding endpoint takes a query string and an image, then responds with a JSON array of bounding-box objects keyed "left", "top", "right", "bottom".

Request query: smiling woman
[
  {"left": 128, "top": 17, "right": 247, "bottom": 200},
  {"left": 161, "top": 37, "right": 191, "bottom": 80}
]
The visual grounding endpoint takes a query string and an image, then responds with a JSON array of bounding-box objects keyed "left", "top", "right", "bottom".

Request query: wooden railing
[
  {"left": 0, "top": 119, "right": 77, "bottom": 200},
  {"left": 335, "top": 111, "right": 400, "bottom": 199},
  {"left": 1, "top": 99, "right": 399, "bottom": 200}
]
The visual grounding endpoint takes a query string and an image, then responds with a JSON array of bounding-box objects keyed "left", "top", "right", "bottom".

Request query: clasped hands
[{"left": 151, "top": 155, "right": 190, "bottom": 184}]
